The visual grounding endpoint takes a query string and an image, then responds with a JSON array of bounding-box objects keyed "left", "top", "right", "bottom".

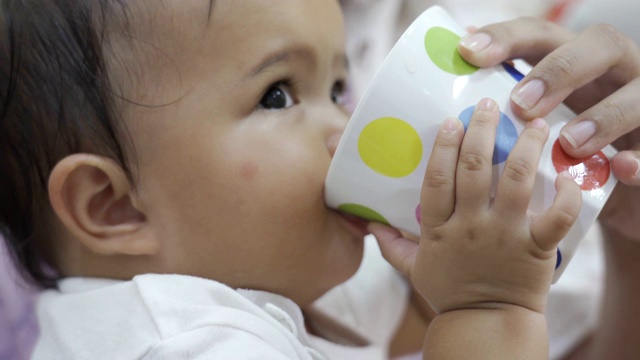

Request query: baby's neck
[{"left": 302, "top": 308, "right": 369, "bottom": 346}]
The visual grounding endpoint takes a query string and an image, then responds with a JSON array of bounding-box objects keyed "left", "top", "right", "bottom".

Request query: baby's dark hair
[
  {"left": 2, "top": 0, "right": 217, "bottom": 288},
  {"left": 0, "top": 0, "right": 134, "bottom": 288}
]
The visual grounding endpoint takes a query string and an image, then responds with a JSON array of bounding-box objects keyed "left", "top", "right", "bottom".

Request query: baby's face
[{"left": 122, "top": 0, "right": 365, "bottom": 305}]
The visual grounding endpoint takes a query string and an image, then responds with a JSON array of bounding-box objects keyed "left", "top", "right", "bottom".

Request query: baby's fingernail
[
  {"left": 511, "top": 79, "right": 545, "bottom": 110},
  {"left": 442, "top": 117, "right": 461, "bottom": 133},
  {"left": 477, "top": 98, "right": 496, "bottom": 111},
  {"left": 527, "top": 118, "right": 547, "bottom": 129},
  {"left": 634, "top": 158, "right": 640, "bottom": 177},
  {"left": 561, "top": 121, "right": 596, "bottom": 149},
  {"left": 459, "top": 32, "right": 492, "bottom": 53},
  {"left": 561, "top": 170, "right": 574, "bottom": 180}
]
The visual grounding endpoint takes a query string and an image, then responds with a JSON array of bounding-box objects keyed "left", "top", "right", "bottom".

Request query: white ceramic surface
[{"left": 325, "top": 5, "right": 617, "bottom": 282}]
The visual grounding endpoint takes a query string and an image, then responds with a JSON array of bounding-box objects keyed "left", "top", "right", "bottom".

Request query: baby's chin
[{"left": 295, "top": 260, "right": 365, "bottom": 308}]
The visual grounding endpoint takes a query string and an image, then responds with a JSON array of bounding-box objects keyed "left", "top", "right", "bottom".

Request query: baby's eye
[
  {"left": 331, "top": 80, "right": 348, "bottom": 106},
  {"left": 259, "top": 83, "right": 294, "bottom": 110}
]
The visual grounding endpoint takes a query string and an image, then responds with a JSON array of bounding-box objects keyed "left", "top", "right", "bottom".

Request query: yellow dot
[{"left": 358, "top": 117, "right": 423, "bottom": 177}]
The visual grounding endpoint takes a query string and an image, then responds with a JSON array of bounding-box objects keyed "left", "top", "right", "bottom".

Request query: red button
[{"left": 551, "top": 140, "right": 610, "bottom": 191}]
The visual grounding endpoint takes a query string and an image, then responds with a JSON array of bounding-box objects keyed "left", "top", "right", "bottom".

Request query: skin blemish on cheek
[{"left": 239, "top": 161, "right": 260, "bottom": 181}]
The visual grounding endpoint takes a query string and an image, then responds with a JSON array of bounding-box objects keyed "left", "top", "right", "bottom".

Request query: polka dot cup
[{"left": 325, "top": 5, "right": 618, "bottom": 282}]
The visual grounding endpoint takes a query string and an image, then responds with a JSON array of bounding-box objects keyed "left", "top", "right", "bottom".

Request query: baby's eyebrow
[
  {"left": 248, "top": 46, "right": 348, "bottom": 79},
  {"left": 249, "top": 46, "right": 317, "bottom": 78}
]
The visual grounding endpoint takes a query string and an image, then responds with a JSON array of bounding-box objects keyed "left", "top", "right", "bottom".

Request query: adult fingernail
[
  {"left": 511, "top": 79, "right": 545, "bottom": 110},
  {"left": 459, "top": 32, "right": 492, "bottom": 53},
  {"left": 561, "top": 121, "right": 597, "bottom": 149},
  {"left": 634, "top": 158, "right": 640, "bottom": 177}
]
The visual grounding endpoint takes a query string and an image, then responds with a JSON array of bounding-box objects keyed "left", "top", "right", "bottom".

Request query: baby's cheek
[{"left": 238, "top": 161, "right": 260, "bottom": 181}]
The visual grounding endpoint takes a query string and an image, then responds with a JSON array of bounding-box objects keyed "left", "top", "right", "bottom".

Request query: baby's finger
[
  {"left": 368, "top": 223, "right": 417, "bottom": 278},
  {"left": 509, "top": 24, "right": 640, "bottom": 120},
  {"left": 559, "top": 78, "right": 640, "bottom": 158},
  {"left": 493, "top": 118, "right": 549, "bottom": 219},
  {"left": 455, "top": 98, "right": 499, "bottom": 214},
  {"left": 530, "top": 172, "right": 582, "bottom": 251},
  {"left": 458, "top": 17, "right": 573, "bottom": 68},
  {"left": 421, "top": 117, "right": 464, "bottom": 229}
]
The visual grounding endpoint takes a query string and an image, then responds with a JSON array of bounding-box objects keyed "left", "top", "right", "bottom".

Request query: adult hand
[
  {"left": 458, "top": 18, "right": 640, "bottom": 186},
  {"left": 457, "top": 18, "right": 640, "bottom": 240}
]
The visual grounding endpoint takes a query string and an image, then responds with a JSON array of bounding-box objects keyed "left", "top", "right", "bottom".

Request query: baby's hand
[{"left": 370, "top": 98, "right": 582, "bottom": 315}]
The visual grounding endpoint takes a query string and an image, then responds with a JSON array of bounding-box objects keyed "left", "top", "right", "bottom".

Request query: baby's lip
[{"left": 336, "top": 211, "right": 370, "bottom": 237}]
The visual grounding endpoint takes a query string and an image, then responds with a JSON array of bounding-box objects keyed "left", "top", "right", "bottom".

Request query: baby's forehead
[
  {"left": 104, "top": 0, "right": 345, "bottom": 108},
  {"left": 102, "top": 0, "right": 216, "bottom": 102},
  {"left": 105, "top": 0, "right": 213, "bottom": 47}
]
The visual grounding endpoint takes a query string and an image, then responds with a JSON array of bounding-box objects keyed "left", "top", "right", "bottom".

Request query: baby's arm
[{"left": 370, "top": 98, "right": 582, "bottom": 359}]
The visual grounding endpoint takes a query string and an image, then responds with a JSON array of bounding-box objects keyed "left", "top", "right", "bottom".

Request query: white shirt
[
  {"left": 33, "top": 274, "right": 387, "bottom": 359},
  {"left": 33, "top": 238, "right": 409, "bottom": 360}
]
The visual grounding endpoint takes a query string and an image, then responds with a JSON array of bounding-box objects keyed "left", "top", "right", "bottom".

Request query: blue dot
[
  {"left": 503, "top": 62, "right": 524, "bottom": 82},
  {"left": 555, "top": 248, "right": 562, "bottom": 270},
  {"left": 458, "top": 106, "right": 518, "bottom": 165}
]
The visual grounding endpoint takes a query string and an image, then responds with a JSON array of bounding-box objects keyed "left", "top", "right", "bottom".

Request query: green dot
[
  {"left": 338, "top": 204, "right": 390, "bottom": 225},
  {"left": 358, "top": 117, "right": 423, "bottom": 178},
  {"left": 425, "top": 26, "right": 478, "bottom": 75}
]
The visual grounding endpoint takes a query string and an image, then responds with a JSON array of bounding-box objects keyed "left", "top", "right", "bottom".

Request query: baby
[{"left": 0, "top": 0, "right": 581, "bottom": 358}]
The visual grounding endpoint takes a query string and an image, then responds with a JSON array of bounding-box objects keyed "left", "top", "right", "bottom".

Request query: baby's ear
[{"left": 48, "top": 154, "right": 157, "bottom": 256}]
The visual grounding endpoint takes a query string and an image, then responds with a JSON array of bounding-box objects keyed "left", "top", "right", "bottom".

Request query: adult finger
[
  {"left": 455, "top": 98, "right": 499, "bottom": 214},
  {"left": 421, "top": 117, "right": 464, "bottom": 229},
  {"left": 509, "top": 24, "right": 640, "bottom": 120},
  {"left": 461, "top": 21, "right": 640, "bottom": 120},
  {"left": 493, "top": 118, "right": 549, "bottom": 219},
  {"left": 559, "top": 78, "right": 640, "bottom": 158},
  {"left": 611, "top": 148, "right": 640, "bottom": 186},
  {"left": 458, "top": 17, "right": 574, "bottom": 68},
  {"left": 460, "top": 19, "right": 640, "bottom": 180}
]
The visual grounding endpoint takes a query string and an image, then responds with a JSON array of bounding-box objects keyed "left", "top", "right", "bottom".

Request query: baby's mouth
[{"left": 336, "top": 211, "right": 370, "bottom": 237}]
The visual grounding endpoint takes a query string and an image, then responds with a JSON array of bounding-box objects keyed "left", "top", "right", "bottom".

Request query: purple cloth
[{"left": 0, "top": 240, "right": 39, "bottom": 360}]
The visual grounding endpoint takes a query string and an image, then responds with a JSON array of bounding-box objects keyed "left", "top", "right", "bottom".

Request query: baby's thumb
[{"left": 368, "top": 223, "right": 417, "bottom": 278}]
